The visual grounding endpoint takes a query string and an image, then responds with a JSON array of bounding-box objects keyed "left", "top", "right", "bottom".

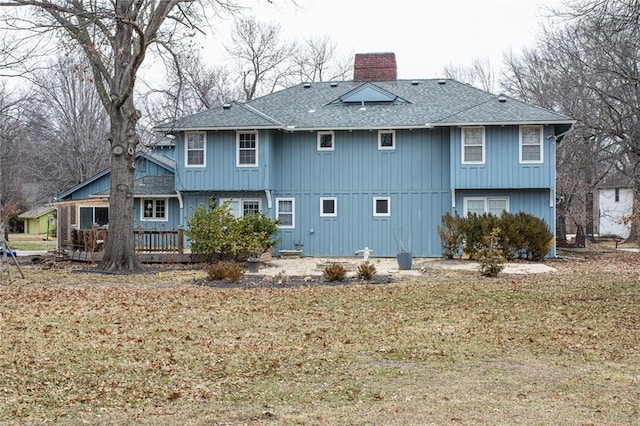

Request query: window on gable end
[
  {"left": 317, "top": 131, "right": 334, "bottom": 151},
  {"left": 378, "top": 130, "right": 395, "bottom": 150},
  {"left": 520, "top": 125, "right": 543, "bottom": 163},
  {"left": 462, "top": 127, "right": 485, "bottom": 164}
]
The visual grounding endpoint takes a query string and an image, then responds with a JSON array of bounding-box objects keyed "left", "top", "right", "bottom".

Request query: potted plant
[{"left": 394, "top": 228, "right": 413, "bottom": 270}]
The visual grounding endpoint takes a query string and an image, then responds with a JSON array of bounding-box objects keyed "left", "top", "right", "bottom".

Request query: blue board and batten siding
[
  {"left": 178, "top": 128, "right": 452, "bottom": 257},
  {"left": 176, "top": 130, "right": 272, "bottom": 191},
  {"left": 177, "top": 124, "right": 557, "bottom": 257},
  {"left": 451, "top": 125, "right": 556, "bottom": 189},
  {"left": 271, "top": 129, "right": 450, "bottom": 257}
]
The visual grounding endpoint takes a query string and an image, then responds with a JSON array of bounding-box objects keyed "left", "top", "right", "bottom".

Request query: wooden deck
[{"left": 66, "top": 250, "right": 209, "bottom": 264}]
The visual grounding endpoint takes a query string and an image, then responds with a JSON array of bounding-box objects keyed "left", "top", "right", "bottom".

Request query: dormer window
[{"left": 331, "top": 82, "right": 410, "bottom": 106}]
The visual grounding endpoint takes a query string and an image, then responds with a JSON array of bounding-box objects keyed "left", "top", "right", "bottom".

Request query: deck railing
[
  {"left": 68, "top": 227, "right": 184, "bottom": 254},
  {"left": 134, "top": 228, "right": 184, "bottom": 253}
]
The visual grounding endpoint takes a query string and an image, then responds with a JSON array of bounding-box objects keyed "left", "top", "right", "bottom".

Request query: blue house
[
  {"left": 153, "top": 52, "right": 574, "bottom": 258},
  {"left": 54, "top": 147, "right": 180, "bottom": 251}
]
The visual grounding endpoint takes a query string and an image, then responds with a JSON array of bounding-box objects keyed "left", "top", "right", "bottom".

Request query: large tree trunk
[
  {"left": 97, "top": 100, "right": 142, "bottom": 272},
  {"left": 97, "top": 3, "right": 142, "bottom": 273}
]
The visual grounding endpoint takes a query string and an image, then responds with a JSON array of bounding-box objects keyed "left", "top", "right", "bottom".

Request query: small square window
[
  {"left": 320, "top": 197, "right": 337, "bottom": 217},
  {"left": 373, "top": 197, "right": 390, "bottom": 216},
  {"left": 520, "top": 125, "right": 543, "bottom": 163},
  {"left": 317, "top": 131, "right": 334, "bottom": 151},
  {"left": 378, "top": 130, "right": 395, "bottom": 150}
]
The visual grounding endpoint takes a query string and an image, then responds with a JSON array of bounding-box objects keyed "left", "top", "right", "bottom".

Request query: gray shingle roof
[
  {"left": 155, "top": 79, "right": 573, "bottom": 132},
  {"left": 93, "top": 175, "right": 176, "bottom": 197}
]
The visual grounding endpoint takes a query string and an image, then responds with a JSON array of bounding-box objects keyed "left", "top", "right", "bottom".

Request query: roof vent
[
  {"left": 303, "top": 82, "right": 312, "bottom": 88},
  {"left": 498, "top": 94, "right": 507, "bottom": 103},
  {"left": 438, "top": 79, "right": 446, "bottom": 85},
  {"left": 330, "top": 82, "right": 338, "bottom": 87},
  {"left": 222, "top": 103, "right": 231, "bottom": 109},
  {"left": 411, "top": 80, "right": 419, "bottom": 85}
]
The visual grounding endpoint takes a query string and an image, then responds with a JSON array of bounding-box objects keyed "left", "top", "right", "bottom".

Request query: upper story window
[
  {"left": 186, "top": 132, "right": 206, "bottom": 167},
  {"left": 378, "top": 130, "right": 395, "bottom": 150},
  {"left": 615, "top": 188, "right": 620, "bottom": 202},
  {"left": 317, "top": 131, "right": 334, "bottom": 151},
  {"left": 373, "top": 196, "right": 391, "bottom": 217},
  {"left": 141, "top": 199, "right": 167, "bottom": 221},
  {"left": 462, "top": 127, "right": 485, "bottom": 164},
  {"left": 237, "top": 131, "right": 258, "bottom": 167},
  {"left": 520, "top": 125, "right": 543, "bottom": 163},
  {"left": 463, "top": 197, "right": 509, "bottom": 216},
  {"left": 276, "top": 198, "right": 295, "bottom": 229},
  {"left": 320, "top": 197, "right": 337, "bottom": 217}
]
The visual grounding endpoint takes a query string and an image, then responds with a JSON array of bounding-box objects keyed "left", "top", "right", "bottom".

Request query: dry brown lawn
[{"left": 0, "top": 250, "right": 639, "bottom": 425}]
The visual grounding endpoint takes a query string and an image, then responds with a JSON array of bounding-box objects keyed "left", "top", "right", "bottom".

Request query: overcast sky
[{"left": 201, "top": 0, "right": 567, "bottom": 79}]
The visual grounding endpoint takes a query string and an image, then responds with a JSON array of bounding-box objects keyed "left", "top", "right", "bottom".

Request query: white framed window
[
  {"left": 141, "top": 198, "right": 168, "bottom": 222},
  {"left": 462, "top": 127, "right": 485, "bottom": 164},
  {"left": 317, "top": 131, "right": 334, "bottom": 151},
  {"left": 237, "top": 131, "right": 258, "bottom": 167},
  {"left": 463, "top": 197, "right": 509, "bottom": 216},
  {"left": 378, "top": 130, "right": 395, "bottom": 150},
  {"left": 276, "top": 198, "right": 295, "bottom": 228},
  {"left": 320, "top": 197, "right": 337, "bottom": 217},
  {"left": 520, "top": 125, "right": 543, "bottom": 163},
  {"left": 186, "top": 132, "right": 206, "bottom": 167},
  {"left": 219, "top": 198, "right": 261, "bottom": 218},
  {"left": 373, "top": 196, "right": 391, "bottom": 217}
]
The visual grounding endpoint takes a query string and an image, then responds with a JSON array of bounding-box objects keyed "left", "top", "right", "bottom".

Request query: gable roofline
[
  {"left": 55, "top": 151, "right": 176, "bottom": 200},
  {"left": 55, "top": 168, "right": 111, "bottom": 200}
]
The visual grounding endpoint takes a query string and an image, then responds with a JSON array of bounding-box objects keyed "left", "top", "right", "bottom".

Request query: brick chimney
[{"left": 353, "top": 52, "right": 397, "bottom": 82}]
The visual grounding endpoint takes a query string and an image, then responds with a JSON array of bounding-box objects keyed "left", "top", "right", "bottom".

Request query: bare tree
[
  {"left": 0, "top": 0, "right": 241, "bottom": 272},
  {"left": 22, "top": 54, "right": 111, "bottom": 202},
  {"left": 141, "top": 50, "right": 242, "bottom": 130},
  {"left": 501, "top": 0, "right": 640, "bottom": 240},
  {"left": 443, "top": 58, "right": 496, "bottom": 93},
  {"left": 225, "top": 16, "right": 297, "bottom": 100},
  {"left": 293, "top": 35, "right": 352, "bottom": 82},
  {"left": 0, "top": 81, "right": 27, "bottom": 239}
]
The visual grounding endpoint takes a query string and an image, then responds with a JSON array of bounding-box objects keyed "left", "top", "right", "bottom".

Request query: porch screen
[{"left": 79, "top": 206, "right": 109, "bottom": 229}]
